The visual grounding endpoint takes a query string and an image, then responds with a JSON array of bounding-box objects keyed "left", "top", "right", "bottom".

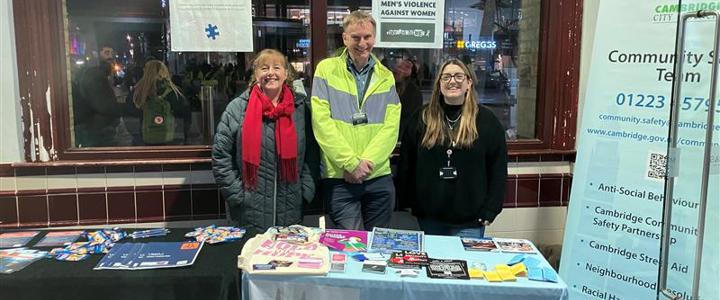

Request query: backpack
[{"left": 142, "top": 87, "right": 176, "bottom": 144}]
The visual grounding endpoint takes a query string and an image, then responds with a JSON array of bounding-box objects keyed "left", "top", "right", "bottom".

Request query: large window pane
[
  {"left": 66, "top": 0, "right": 311, "bottom": 148},
  {"left": 326, "top": 0, "right": 539, "bottom": 140}
]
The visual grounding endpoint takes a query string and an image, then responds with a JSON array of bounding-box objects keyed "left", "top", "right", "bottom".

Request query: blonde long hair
[
  {"left": 421, "top": 59, "right": 478, "bottom": 149},
  {"left": 133, "top": 60, "right": 182, "bottom": 108}
]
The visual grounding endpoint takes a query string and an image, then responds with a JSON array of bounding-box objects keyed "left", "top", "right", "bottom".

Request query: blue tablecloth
[{"left": 242, "top": 235, "right": 569, "bottom": 300}]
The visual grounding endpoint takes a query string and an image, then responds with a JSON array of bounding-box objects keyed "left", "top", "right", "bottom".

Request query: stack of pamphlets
[
  {"left": 493, "top": 238, "right": 536, "bottom": 254},
  {"left": 0, "top": 231, "right": 40, "bottom": 248},
  {"left": 460, "top": 237, "right": 499, "bottom": 251},
  {"left": 320, "top": 229, "right": 368, "bottom": 252},
  {"left": 368, "top": 227, "right": 424, "bottom": 253},
  {"left": 329, "top": 253, "right": 347, "bottom": 273},
  {"left": 35, "top": 231, "right": 85, "bottom": 247},
  {"left": 47, "top": 228, "right": 127, "bottom": 261},
  {"left": 528, "top": 267, "right": 559, "bottom": 283},
  {"left": 388, "top": 250, "right": 428, "bottom": 269},
  {"left": 185, "top": 226, "right": 245, "bottom": 244},
  {"left": 130, "top": 228, "right": 170, "bottom": 239},
  {"left": 426, "top": 259, "right": 470, "bottom": 280},
  {"left": 460, "top": 237, "right": 536, "bottom": 253},
  {"left": 0, "top": 248, "right": 48, "bottom": 274},
  {"left": 468, "top": 261, "right": 487, "bottom": 279},
  {"left": 267, "top": 225, "right": 310, "bottom": 244},
  {"left": 505, "top": 253, "right": 556, "bottom": 282},
  {"left": 94, "top": 241, "right": 203, "bottom": 270}
]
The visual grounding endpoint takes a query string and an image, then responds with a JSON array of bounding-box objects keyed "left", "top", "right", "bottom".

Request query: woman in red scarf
[{"left": 213, "top": 49, "right": 318, "bottom": 235}]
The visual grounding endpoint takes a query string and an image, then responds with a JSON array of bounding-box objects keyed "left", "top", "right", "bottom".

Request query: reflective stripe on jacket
[{"left": 311, "top": 50, "right": 401, "bottom": 179}]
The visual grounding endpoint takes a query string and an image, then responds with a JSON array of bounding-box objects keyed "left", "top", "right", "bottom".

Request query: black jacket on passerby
[
  {"left": 74, "top": 62, "right": 126, "bottom": 147},
  {"left": 398, "top": 103, "right": 508, "bottom": 225},
  {"left": 397, "top": 79, "right": 423, "bottom": 139}
]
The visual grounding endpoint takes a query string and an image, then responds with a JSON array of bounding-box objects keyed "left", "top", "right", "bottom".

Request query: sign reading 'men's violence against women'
[
  {"left": 560, "top": 1, "right": 718, "bottom": 300},
  {"left": 372, "top": 0, "right": 445, "bottom": 49}
]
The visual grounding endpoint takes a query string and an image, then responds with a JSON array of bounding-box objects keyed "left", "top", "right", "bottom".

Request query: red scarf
[{"left": 241, "top": 83, "right": 298, "bottom": 190}]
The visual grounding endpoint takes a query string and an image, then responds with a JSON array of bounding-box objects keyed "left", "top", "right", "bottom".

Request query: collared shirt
[{"left": 346, "top": 55, "right": 375, "bottom": 105}]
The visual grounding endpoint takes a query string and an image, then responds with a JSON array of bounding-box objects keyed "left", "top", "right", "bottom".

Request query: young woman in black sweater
[{"left": 398, "top": 59, "right": 508, "bottom": 238}]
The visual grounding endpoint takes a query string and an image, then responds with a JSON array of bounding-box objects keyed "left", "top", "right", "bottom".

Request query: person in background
[
  {"left": 213, "top": 49, "right": 317, "bottom": 235},
  {"left": 74, "top": 45, "right": 127, "bottom": 147},
  {"left": 311, "top": 11, "right": 401, "bottom": 231},
  {"left": 132, "top": 60, "right": 190, "bottom": 145},
  {"left": 393, "top": 57, "right": 423, "bottom": 139},
  {"left": 398, "top": 58, "right": 508, "bottom": 238}
]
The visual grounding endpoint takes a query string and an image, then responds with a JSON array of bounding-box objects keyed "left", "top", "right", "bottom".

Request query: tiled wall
[
  {"left": 0, "top": 164, "right": 224, "bottom": 228},
  {"left": 0, "top": 159, "right": 573, "bottom": 229}
]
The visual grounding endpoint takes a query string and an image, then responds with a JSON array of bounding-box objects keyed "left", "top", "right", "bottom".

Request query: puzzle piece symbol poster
[{"left": 170, "top": 0, "right": 253, "bottom": 52}]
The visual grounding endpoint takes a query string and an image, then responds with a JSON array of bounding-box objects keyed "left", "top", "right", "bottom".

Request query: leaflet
[
  {"left": 94, "top": 243, "right": 132, "bottom": 270},
  {"left": 35, "top": 231, "right": 84, "bottom": 247},
  {"left": 426, "top": 259, "right": 470, "bottom": 280},
  {"left": 0, "top": 248, "right": 47, "bottom": 274},
  {"left": 368, "top": 227, "right": 424, "bottom": 253},
  {"left": 460, "top": 237, "right": 499, "bottom": 251},
  {"left": 132, "top": 241, "right": 203, "bottom": 269},
  {"left": 94, "top": 241, "right": 203, "bottom": 270},
  {"left": 493, "top": 238, "right": 537, "bottom": 254},
  {"left": 0, "top": 231, "right": 40, "bottom": 248},
  {"left": 320, "top": 229, "right": 368, "bottom": 252}
]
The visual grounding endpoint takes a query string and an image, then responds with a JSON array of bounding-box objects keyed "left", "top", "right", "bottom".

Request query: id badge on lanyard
[
  {"left": 439, "top": 141, "right": 458, "bottom": 180},
  {"left": 352, "top": 112, "right": 368, "bottom": 125}
]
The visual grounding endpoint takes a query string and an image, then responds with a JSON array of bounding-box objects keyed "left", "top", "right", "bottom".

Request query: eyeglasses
[{"left": 440, "top": 73, "right": 467, "bottom": 83}]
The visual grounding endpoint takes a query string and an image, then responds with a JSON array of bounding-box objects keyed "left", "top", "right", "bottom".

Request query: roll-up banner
[{"left": 560, "top": 1, "right": 719, "bottom": 299}]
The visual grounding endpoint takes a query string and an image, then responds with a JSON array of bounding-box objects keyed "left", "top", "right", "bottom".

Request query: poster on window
[
  {"left": 560, "top": 1, "right": 719, "bottom": 300},
  {"left": 169, "top": 0, "right": 253, "bottom": 52},
  {"left": 372, "top": 0, "right": 445, "bottom": 49}
]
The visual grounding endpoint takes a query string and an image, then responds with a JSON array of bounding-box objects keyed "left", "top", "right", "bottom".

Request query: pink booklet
[{"left": 320, "top": 229, "right": 368, "bottom": 252}]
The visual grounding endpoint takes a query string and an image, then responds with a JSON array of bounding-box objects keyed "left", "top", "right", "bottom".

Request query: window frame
[{"left": 13, "top": 0, "right": 580, "bottom": 163}]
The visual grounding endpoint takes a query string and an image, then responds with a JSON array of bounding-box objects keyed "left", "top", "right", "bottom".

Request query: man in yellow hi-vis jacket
[{"left": 311, "top": 10, "right": 401, "bottom": 231}]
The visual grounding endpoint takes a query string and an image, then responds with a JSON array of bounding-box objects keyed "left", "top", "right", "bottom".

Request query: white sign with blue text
[{"left": 560, "top": 1, "right": 719, "bottom": 299}]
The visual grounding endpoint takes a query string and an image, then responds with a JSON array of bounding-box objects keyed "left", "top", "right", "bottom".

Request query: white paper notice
[{"left": 170, "top": 0, "right": 253, "bottom": 52}]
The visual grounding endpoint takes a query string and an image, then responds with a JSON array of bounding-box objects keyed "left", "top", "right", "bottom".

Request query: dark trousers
[
  {"left": 322, "top": 175, "right": 395, "bottom": 231},
  {"left": 418, "top": 218, "right": 486, "bottom": 238}
]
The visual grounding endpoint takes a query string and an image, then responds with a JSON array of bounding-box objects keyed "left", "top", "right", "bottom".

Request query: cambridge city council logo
[{"left": 651, "top": 1, "right": 720, "bottom": 24}]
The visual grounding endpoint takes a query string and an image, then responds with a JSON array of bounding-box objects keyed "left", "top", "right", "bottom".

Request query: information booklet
[
  {"left": 0, "top": 248, "right": 48, "bottom": 274},
  {"left": 493, "top": 238, "right": 536, "bottom": 254},
  {"left": 95, "top": 243, "right": 145, "bottom": 270},
  {"left": 94, "top": 241, "right": 203, "bottom": 270},
  {"left": 368, "top": 228, "right": 424, "bottom": 253},
  {"left": 320, "top": 229, "right": 368, "bottom": 252},
  {"left": 131, "top": 241, "right": 203, "bottom": 269},
  {"left": 460, "top": 237, "right": 499, "bottom": 251},
  {"left": 388, "top": 250, "right": 428, "bottom": 269},
  {"left": 94, "top": 243, "right": 131, "bottom": 270},
  {"left": 0, "top": 231, "right": 40, "bottom": 248},
  {"left": 35, "top": 231, "right": 84, "bottom": 247},
  {"left": 426, "top": 259, "right": 470, "bottom": 280}
]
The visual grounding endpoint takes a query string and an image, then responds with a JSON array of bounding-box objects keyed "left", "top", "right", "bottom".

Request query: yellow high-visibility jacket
[{"left": 311, "top": 50, "right": 401, "bottom": 180}]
